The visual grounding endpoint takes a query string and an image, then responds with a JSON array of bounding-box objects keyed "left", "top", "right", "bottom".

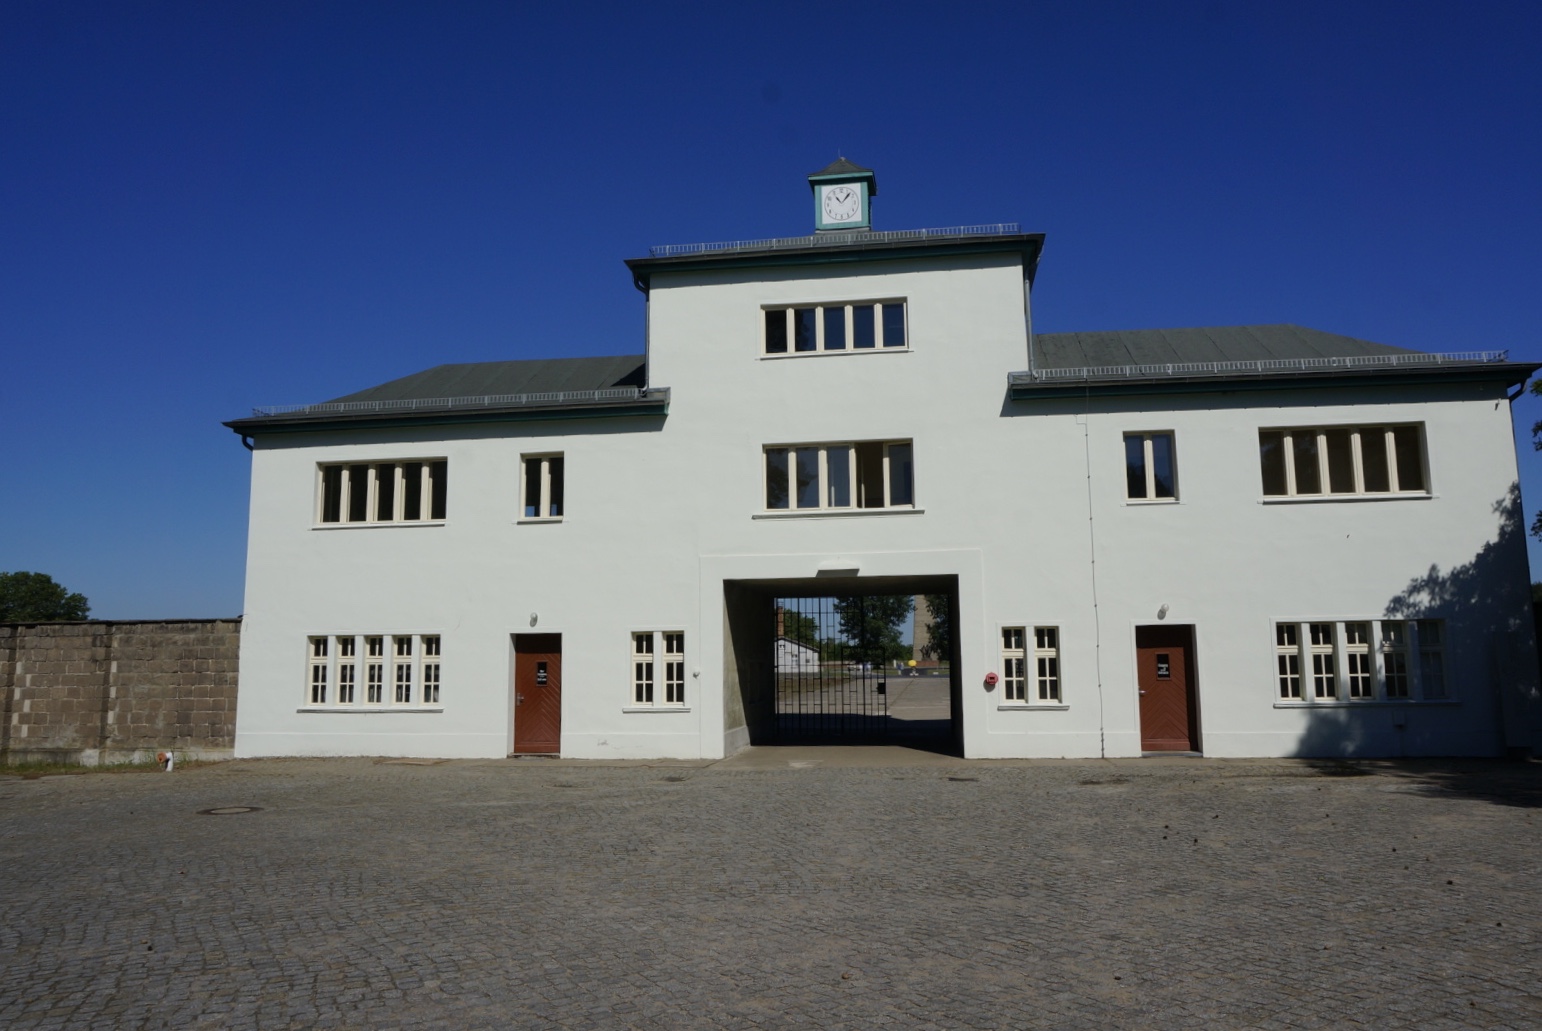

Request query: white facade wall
[{"left": 234, "top": 247, "right": 1541, "bottom": 760}]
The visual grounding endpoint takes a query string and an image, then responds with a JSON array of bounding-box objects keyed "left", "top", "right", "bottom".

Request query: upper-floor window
[
  {"left": 1258, "top": 425, "right": 1427, "bottom": 498},
  {"left": 318, "top": 460, "right": 447, "bottom": 524},
  {"left": 764, "top": 441, "right": 914, "bottom": 511},
  {"left": 763, "top": 300, "right": 907, "bottom": 355},
  {"left": 521, "top": 454, "right": 564, "bottom": 520},
  {"left": 1124, "top": 432, "right": 1176, "bottom": 501}
]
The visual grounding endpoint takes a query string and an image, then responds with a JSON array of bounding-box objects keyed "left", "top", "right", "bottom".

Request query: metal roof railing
[
  {"left": 1011, "top": 350, "right": 1509, "bottom": 385},
  {"left": 252, "top": 386, "right": 659, "bottom": 418},
  {"left": 648, "top": 223, "right": 1023, "bottom": 259}
]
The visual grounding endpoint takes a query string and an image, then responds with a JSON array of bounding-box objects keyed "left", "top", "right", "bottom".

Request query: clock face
[{"left": 821, "top": 184, "right": 862, "bottom": 223}]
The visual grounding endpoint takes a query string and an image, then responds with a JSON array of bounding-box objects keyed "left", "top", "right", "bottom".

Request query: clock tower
[{"left": 809, "top": 157, "right": 876, "bottom": 232}]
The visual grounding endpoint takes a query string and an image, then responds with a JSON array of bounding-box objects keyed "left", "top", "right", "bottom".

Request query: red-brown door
[
  {"left": 1135, "top": 625, "right": 1199, "bottom": 752},
  {"left": 513, "top": 634, "right": 562, "bottom": 754}
]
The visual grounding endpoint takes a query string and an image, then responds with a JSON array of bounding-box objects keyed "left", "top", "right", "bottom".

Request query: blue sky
[{"left": 3, "top": 1, "right": 1540, "bottom": 618}]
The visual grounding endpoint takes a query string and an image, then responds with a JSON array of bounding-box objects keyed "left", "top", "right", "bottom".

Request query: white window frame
[
  {"left": 1123, "top": 431, "right": 1178, "bottom": 502},
  {"left": 1272, "top": 619, "right": 1450, "bottom": 705},
  {"left": 760, "top": 440, "right": 916, "bottom": 514},
  {"left": 520, "top": 453, "right": 565, "bottom": 522},
  {"left": 1258, "top": 425, "right": 1428, "bottom": 500},
  {"left": 316, "top": 460, "right": 448, "bottom": 526},
  {"left": 301, "top": 633, "right": 444, "bottom": 711},
  {"left": 761, "top": 299, "right": 908, "bottom": 356},
  {"left": 998, "top": 624, "right": 1068, "bottom": 709},
  {"left": 627, "top": 631, "right": 688, "bottom": 710}
]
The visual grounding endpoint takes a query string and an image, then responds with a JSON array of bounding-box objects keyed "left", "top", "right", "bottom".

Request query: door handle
[
  {"left": 1139, "top": 690, "right": 1147, "bottom": 695},
  {"left": 517, "top": 694, "right": 525, "bottom": 704}
]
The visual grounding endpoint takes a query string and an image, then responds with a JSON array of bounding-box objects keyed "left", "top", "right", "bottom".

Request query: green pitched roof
[
  {"left": 327, "top": 354, "right": 644, "bottom": 403},
  {"left": 1032, "top": 324, "right": 1418, "bottom": 369}
]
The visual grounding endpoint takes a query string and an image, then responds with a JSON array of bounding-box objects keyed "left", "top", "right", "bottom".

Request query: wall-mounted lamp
[
  {"left": 529, "top": 612, "right": 539, "bottom": 627},
  {"left": 1157, "top": 604, "right": 1169, "bottom": 621}
]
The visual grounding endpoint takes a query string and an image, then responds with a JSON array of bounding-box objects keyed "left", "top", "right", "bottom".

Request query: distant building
[
  {"left": 774, "top": 636, "right": 821, "bottom": 674},
  {"left": 227, "top": 159, "right": 1542, "bottom": 760}
]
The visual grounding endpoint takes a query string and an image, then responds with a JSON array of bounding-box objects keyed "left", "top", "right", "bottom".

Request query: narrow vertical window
[
  {"left": 374, "top": 464, "right": 397, "bottom": 520},
  {"left": 852, "top": 304, "right": 876, "bottom": 348},
  {"left": 793, "top": 307, "right": 817, "bottom": 351},
  {"left": 663, "top": 632, "right": 685, "bottom": 705},
  {"left": 826, "top": 447, "right": 852, "bottom": 508},
  {"left": 402, "top": 463, "right": 424, "bottom": 520},
  {"left": 1309, "top": 622, "right": 1336, "bottom": 699},
  {"left": 1360, "top": 430, "right": 1391, "bottom": 493},
  {"left": 429, "top": 461, "right": 448, "bottom": 520},
  {"left": 1345, "top": 622, "right": 1373, "bottom": 698},
  {"left": 422, "top": 635, "right": 441, "bottom": 704},
  {"left": 522, "top": 455, "right": 565, "bottom": 520},
  {"left": 1259, "top": 431, "right": 1287, "bottom": 496},
  {"left": 1325, "top": 430, "right": 1355, "bottom": 494},
  {"left": 1292, "top": 434, "right": 1322, "bottom": 495},
  {"left": 321, "top": 466, "right": 344, "bottom": 523},
  {"left": 1125, "top": 433, "right": 1176, "bottom": 500},
  {"left": 1381, "top": 622, "right": 1410, "bottom": 699},
  {"left": 880, "top": 303, "right": 906, "bottom": 347},
  {"left": 1393, "top": 427, "right": 1425, "bottom": 491},
  {"left": 886, "top": 443, "right": 914, "bottom": 507},
  {"left": 337, "top": 636, "right": 356, "bottom": 704},
  {"left": 347, "top": 464, "right": 370, "bottom": 522},
  {"left": 765, "top": 448, "right": 790, "bottom": 509},
  {"left": 1001, "top": 628, "right": 1026, "bottom": 701},
  {"left": 823, "top": 306, "right": 846, "bottom": 349},
  {"left": 795, "top": 448, "right": 820, "bottom": 509},
  {"left": 1417, "top": 620, "right": 1446, "bottom": 699},
  {"left": 1276, "top": 624, "right": 1301, "bottom": 699},
  {"left": 309, "top": 637, "right": 329, "bottom": 704},
  {"left": 632, "top": 632, "right": 655, "bottom": 705},
  {"left": 1034, "top": 627, "right": 1061, "bottom": 702},
  {"left": 393, "top": 635, "right": 413, "bottom": 704},
  {"left": 764, "top": 309, "right": 788, "bottom": 354},
  {"left": 366, "top": 636, "right": 384, "bottom": 704}
]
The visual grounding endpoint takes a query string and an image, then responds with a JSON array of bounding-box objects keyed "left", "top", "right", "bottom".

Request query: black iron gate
[{"left": 773, "top": 595, "right": 911, "bottom": 742}]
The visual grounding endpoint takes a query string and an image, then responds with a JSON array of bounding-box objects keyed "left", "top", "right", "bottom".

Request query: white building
[{"left": 228, "top": 160, "right": 1542, "bottom": 760}]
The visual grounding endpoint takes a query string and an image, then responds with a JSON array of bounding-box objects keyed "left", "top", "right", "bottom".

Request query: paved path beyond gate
[{"left": 2, "top": 754, "right": 1539, "bottom": 1029}]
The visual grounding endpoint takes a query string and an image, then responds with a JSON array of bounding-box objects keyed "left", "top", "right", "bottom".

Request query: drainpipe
[{"left": 1082, "top": 385, "right": 1107, "bottom": 758}]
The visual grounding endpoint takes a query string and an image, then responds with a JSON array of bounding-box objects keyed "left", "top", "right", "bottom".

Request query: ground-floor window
[
  {"left": 1274, "top": 619, "right": 1446, "bottom": 702},
  {"left": 632, "top": 631, "right": 685, "bottom": 706},
  {"left": 305, "top": 633, "right": 442, "bottom": 707},
  {"left": 1001, "top": 625, "right": 1062, "bottom": 704}
]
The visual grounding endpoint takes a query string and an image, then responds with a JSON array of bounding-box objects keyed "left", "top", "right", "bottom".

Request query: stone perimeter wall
[{"left": 0, "top": 619, "right": 241, "bottom": 765}]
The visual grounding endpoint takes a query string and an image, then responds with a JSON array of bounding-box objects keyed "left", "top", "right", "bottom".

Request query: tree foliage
[
  {"left": 0, "top": 571, "right": 91, "bottom": 622},
  {"left": 779, "top": 608, "right": 821, "bottom": 648},
  {"left": 921, "top": 593, "right": 952, "bottom": 661},
  {"left": 833, "top": 595, "right": 913, "bottom": 664},
  {"left": 1532, "top": 379, "right": 1542, "bottom": 540}
]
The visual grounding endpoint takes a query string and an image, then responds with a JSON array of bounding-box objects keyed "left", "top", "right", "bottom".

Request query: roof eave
[
  {"left": 225, "top": 392, "right": 670, "bottom": 436},
  {"left": 627, "top": 234, "right": 1045, "bottom": 292},
  {"left": 1006, "top": 363, "right": 1539, "bottom": 400}
]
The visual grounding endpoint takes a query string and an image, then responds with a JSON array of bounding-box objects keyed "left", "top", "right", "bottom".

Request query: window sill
[
  {"left": 997, "top": 703, "right": 1070, "bottom": 711},
  {"left": 297, "top": 706, "right": 445, "bottom": 713},
  {"left": 1260, "top": 493, "right": 1434, "bottom": 505},
  {"left": 622, "top": 706, "right": 692, "bottom": 713},
  {"left": 1125, "top": 497, "right": 1179, "bottom": 506},
  {"left": 516, "top": 517, "right": 564, "bottom": 525},
  {"left": 753, "top": 507, "right": 924, "bottom": 520},
  {"left": 761, "top": 347, "right": 910, "bottom": 360},
  {"left": 1273, "top": 699, "right": 1456, "bottom": 709},
  {"left": 313, "top": 521, "right": 446, "bottom": 530}
]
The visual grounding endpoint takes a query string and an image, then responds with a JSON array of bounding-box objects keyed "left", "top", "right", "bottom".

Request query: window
[
  {"left": 1273, "top": 619, "right": 1448, "bottom": 702},
  {"left": 631, "top": 631, "right": 686, "bottom": 707},
  {"left": 1001, "top": 625, "right": 1062, "bottom": 705},
  {"left": 304, "top": 633, "right": 443, "bottom": 708},
  {"left": 1124, "top": 432, "right": 1176, "bottom": 500},
  {"left": 318, "top": 460, "right": 447, "bottom": 524},
  {"left": 763, "top": 300, "right": 907, "bottom": 354},
  {"left": 521, "top": 454, "right": 564, "bottom": 520},
  {"left": 1258, "top": 426, "right": 1426, "bottom": 498},
  {"left": 1002, "top": 628, "right": 1026, "bottom": 701},
  {"left": 764, "top": 441, "right": 914, "bottom": 511},
  {"left": 1034, "top": 627, "right": 1061, "bottom": 702}
]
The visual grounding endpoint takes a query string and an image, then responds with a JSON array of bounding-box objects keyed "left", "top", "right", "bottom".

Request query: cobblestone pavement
[{"left": 2, "top": 752, "right": 1540, "bottom": 1030}]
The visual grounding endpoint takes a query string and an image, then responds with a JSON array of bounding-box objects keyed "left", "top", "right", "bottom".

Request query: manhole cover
[
  {"left": 947, "top": 776, "right": 979, "bottom": 782},
  {"left": 198, "top": 806, "right": 263, "bottom": 816}
]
